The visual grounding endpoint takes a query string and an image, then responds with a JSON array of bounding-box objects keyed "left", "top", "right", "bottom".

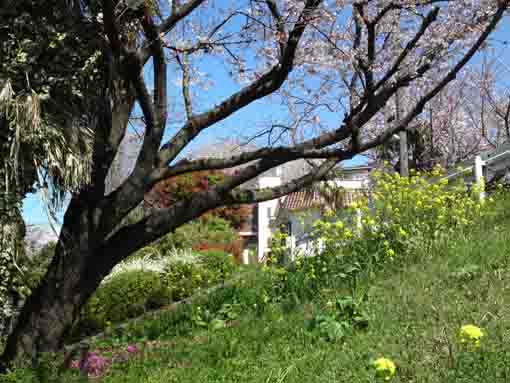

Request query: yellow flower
[
  {"left": 459, "top": 324, "right": 484, "bottom": 348},
  {"left": 324, "top": 208, "right": 335, "bottom": 217},
  {"left": 373, "top": 357, "right": 396, "bottom": 381}
]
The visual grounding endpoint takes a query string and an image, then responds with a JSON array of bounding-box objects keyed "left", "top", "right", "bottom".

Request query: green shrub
[
  {"left": 81, "top": 270, "right": 172, "bottom": 332},
  {"left": 199, "top": 251, "right": 236, "bottom": 280},
  {"left": 162, "top": 251, "right": 235, "bottom": 302},
  {"left": 78, "top": 251, "right": 236, "bottom": 335}
]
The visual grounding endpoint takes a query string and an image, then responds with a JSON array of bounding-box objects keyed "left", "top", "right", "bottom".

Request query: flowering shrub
[{"left": 312, "top": 165, "right": 493, "bottom": 265}]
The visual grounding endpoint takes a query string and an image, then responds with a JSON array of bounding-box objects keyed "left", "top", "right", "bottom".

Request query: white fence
[{"left": 442, "top": 143, "right": 510, "bottom": 201}]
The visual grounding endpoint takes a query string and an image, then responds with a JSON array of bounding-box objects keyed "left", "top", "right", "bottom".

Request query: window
[
  {"left": 267, "top": 207, "right": 272, "bottom": 218},
  {"left": 287, "top": 221, "right": 292, "bottom": 237}
]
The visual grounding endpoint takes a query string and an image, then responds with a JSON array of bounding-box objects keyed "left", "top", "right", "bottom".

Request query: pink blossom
[{"left": 127, "top": 344, "right": 138, "bottom": 353}]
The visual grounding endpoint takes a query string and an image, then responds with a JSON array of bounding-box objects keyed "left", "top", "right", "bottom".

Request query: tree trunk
[
  {"left": 0, "top": 82, "right": 136, "bottom": 368},
  {"left": 0, "top": 199, "right": 110, "bottom": 366}
]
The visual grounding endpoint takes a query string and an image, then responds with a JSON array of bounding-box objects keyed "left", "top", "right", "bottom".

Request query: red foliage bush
[{"left": 148, "top": 168, "right": 250, "bottom": 229}]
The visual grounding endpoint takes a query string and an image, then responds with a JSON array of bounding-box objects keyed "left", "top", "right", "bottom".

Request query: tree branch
[
  {"left": 363, "top": 1, "right": 509, "bottom": 149},
  {"left": 373, "top": 7, "right": 440, "bottom": 93},
  {"left": 102, "top": 0, "right": 122, "bottom": 55},
  {"left": 159, "top": 0, "right": 206, "bottom": 35},
  {"left": 150, "top": 145, "right": 354, "bottom": 184},
  {"left": 155, "top": 0, "right": 323, "bottom": 169},
  {"left": 265, "top": 0, "right": 286, "bottom": 56},
  {"left": 94, "top": 158, "right": 339, "bottom": 274},
  {"left": 176, "top": 53, "right": 193, "bottom": 120},
  {"left": 225, "top": 159, "right": 339, "bottom": 205},
  {"left": 98, "top": 8, "right": 168, "bottom": 235}
]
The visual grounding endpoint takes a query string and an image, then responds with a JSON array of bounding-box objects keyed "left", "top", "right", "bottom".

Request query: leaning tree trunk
[
  {"left": 0, "top": 83, "right": 136, "bottom": 368},
  {"left": 0, "top": 198, "right": 112, "bottom": 366}
]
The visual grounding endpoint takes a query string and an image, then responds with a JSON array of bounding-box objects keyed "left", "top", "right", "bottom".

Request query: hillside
[
  {"left": 5, "top": 195, "right": 510, "bottom": 382},
  {"left": 93, "top": 216, "right": 510, "bottom": 383}
]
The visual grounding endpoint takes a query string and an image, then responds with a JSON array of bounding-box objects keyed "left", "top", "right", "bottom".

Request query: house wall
[
  {"left": 287, "top": 208, "right": 322, "bottom": 258},
  {"left": 327, "top": 179, "right": 370, "bottom": 189},
  {"left": 257, "top": 175, "right": 281, "bottom": 261}
]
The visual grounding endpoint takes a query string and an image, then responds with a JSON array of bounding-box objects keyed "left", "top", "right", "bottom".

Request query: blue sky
[{"left": 22, "top": 12, "right": 510, "bottom": 226}]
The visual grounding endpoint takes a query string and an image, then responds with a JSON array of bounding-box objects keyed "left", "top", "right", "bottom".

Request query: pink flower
[
  {"left": 127, "top": 344, "right": 137, "bottom": 353},
  {"left": 83, "top": 351, "right": 108, "bottom": 377}
]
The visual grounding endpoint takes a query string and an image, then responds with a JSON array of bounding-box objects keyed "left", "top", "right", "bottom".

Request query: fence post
[
  {"left": 474, "top": 155, "right": 485, "bottom": 201},
  {"left": 242, "top": 249, "right": 250, "bottom": 265},
  {"left": 356, "top": 208, "right": 362, "bottom": 233}
]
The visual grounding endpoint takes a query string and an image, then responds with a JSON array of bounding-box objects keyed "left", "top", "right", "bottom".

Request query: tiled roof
[
  {"left": 280, "top": 189, "right": 324, "bottom": 210},
  {"left": 280, "top": 188, "right": 367, "bottom": 211}
]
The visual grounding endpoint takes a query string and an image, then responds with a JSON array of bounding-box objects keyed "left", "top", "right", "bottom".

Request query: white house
[{"left": 237, "top": 165, "right": 373, "bottom": 263}]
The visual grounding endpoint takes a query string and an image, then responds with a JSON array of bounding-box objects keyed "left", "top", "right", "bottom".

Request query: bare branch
[
  {"left": 225, "top": 159, "right": 339, "bottom": 205},
  {"left": 150, "top": 144, "right": 354, "bottom": 184},
  {"left": 176, "top": 53, "right": 193, "bottom": 120},
  {"left": 159, "top": 0, "right": 206, "bottom": 35}
]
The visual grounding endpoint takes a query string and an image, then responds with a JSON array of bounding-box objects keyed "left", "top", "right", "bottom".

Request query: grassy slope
[{"left": 97, "top": 211, "right": 510, "bottom": 383}]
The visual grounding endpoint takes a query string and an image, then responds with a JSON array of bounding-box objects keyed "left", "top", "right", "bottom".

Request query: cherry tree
[
  {"left": 370, "top": 68, "right": 501, "bottom": 170},
  {"left": 0, "top": 0, "right": 508, "bottom": 367}
]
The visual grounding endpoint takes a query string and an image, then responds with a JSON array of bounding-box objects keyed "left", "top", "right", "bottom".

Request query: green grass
[
  {"left": 4, "top": 198, "right": 510, "bottom": 382},
  {"left": 97, "top": 212, "right": 510, "bottom": 382}
]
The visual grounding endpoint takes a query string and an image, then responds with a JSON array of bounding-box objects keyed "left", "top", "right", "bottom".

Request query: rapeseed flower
[
  {"left": 373, "top": 357, "right": 396, "bottom": 381},
  {"left": 459, "top": 324, "right": 484, "bottom": 348}
]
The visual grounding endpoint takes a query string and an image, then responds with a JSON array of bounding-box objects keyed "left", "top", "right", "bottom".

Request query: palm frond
[{"left": 0, "top": 80, "right": 94, "bottom": 213}]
